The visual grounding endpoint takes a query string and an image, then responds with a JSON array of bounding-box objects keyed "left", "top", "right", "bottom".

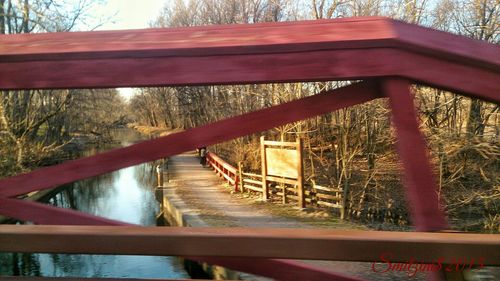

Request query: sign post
[
  {"left": 296, "top": 138, "right": 305, "bottom": 208},
  {"left": 260, "top": 136, "right": 269, "bottom": 201}
]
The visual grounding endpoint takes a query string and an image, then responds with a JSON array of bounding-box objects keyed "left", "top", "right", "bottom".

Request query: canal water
[{"left": 0, "top": 129, "right": 189, "bottom": 279}]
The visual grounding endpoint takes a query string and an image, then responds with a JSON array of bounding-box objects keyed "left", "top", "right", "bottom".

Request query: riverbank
[{"left": 128, "top": 123, "right": 183, "bottom": 137}]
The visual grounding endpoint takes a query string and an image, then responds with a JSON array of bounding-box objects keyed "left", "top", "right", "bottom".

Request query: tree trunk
[
  {"left": 15, "top": 137, "right": 25, "bottom": 169},
  {"left": 0, "top": 0, "right": 5, "bottom": 34},
  {"left": 467, "top": 99, "right": 484, "bottom": 137},
  {"left": 22, "top": 0, "right": 29, "bottom": 33}
]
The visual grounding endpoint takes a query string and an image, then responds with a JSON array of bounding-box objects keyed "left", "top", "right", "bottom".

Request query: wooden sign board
[
  {"left": 265, "top": 148, "right": 299, "bottom": 179},
  {"left": 260, "top": 136, "right": 304, "bottom": 207}
]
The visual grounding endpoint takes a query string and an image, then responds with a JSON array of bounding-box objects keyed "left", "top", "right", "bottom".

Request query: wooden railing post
[
  {"left": 340, "top": 184, "right": 348, "bottom": 220},
  {"left": 297, "top": 137, "right": 305, "bottom": 208},
  {"left": 156, "top": 164, "right": 164, "bottom": 187},
  {"left": 260, "top": 136, "right": 269, "bottom": 201},
  {"left": 233, "top": 169, "right": 239, "bottom": 192},
  {"left": 238, "top": 161, "right": 244, "bottom": 193},
  {"left": 281, "top": 181, "right": 287, "bottom": 204}
]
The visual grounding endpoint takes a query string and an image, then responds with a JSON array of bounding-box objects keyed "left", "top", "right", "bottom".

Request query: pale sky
[
  {"left": 95, "top": 0, "right": 167, "bottom": 31},
  {"left": 90, "top": 0, "right": 168, "bottom": 100}
]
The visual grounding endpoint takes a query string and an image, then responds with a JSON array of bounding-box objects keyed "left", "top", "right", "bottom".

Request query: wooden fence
[
  {"left": 237, "top": 160, "right": 346, "bottom": 216},
  {"left": 310, "top": 182, "right": 346, "bottom": 218},
  {"left": 207, "top": 151, "right": 239, "bottom": 191}
]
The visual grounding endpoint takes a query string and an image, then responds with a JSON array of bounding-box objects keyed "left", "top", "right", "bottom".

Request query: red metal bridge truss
[{"left": 0, "top": 17, "right": 499, "bottom": 281}]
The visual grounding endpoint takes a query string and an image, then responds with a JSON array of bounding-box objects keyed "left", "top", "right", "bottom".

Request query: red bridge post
[{"left": 382, "top": 78, "right": 448, "bottom": 232}]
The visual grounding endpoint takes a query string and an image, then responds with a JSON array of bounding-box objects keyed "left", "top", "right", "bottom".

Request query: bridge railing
[
  {"left": 206, "top": 151, "right": 239, "bottom": 191},
  {"left": 2, "top": 224, "right": 499, "bottom": 281}
]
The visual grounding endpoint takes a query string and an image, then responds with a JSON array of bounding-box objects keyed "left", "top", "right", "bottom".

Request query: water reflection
[
  {"left": 0, "top": 129, "right": 188, "bottom": 279},
  {"left": 49, "top": 164, "right": 158, "bottom": 225}
]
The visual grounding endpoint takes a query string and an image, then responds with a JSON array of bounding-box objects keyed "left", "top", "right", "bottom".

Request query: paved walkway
[
  {"left": 163, "top": 152, "right": 426, "bottom": 281},
  {"left": 167, "top": 152, "right": 304, "bottom": 228}
]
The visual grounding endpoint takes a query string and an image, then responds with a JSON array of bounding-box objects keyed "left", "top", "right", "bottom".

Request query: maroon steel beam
[
  {"left": 382, "top": 78, "right": 447, "bottom": 231},
  {"left": 0, "top": 278, "right": 217, "bottom": 281},
  {"left": 0, "top": 48, "right": 396, "bottom": 88},
  {"left": 1, "top": 17, "right": 496, "bottom": 71},
  {"left": 0, "top": 80, "right": 381, "bottom": 199},
  {"left": 1, "top": 17, "right": 499, "bottom": 102},
  {"left": 188, "top": 258, "right": 365, "bottom": 281},
  {"left": 397, "top": 50, "right": 499, "bottom": 103},
  {"left": 0, "top": 17, "right": 396, "bottom": 60},
  {"left": 0, "top": 274, "right": 363, "bottom": 281},
  {"left": 1, "top": 225, "right": 499, "bottom": 265},
  {"left": 0, "top": 197, "right": 130, "bottom": 225},
  {"left": 0, "top": 199, "right": 367, "bottom": 281},
  {"left": 1, "top": 48, "right": 498, "bottom": 103}
]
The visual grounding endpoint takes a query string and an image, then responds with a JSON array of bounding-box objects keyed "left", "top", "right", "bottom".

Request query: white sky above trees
[{"left": 95, "top": 0, "right": 166, "bottom": 30}]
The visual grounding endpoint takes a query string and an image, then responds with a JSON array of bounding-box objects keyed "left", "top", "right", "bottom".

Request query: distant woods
[
  {"left": 129, "top": 0, "right": 499, "bottom": 232},
  {"left": 0, "top": 88, "right": 127, "bottom": 177},
  {"left": 0, "top": 0, "right": 127, "bottom": 177}
]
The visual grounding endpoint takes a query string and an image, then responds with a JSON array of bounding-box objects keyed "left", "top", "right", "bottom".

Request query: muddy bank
[{"left": 128, "top": 123, "right": 183, "bottom": 138}]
